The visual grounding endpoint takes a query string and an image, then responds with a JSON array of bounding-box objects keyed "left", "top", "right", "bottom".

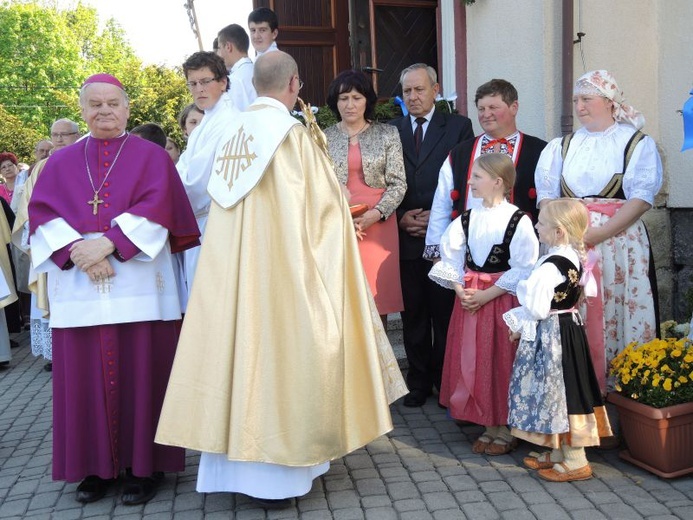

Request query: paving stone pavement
[{"left": 1, "top": 329, "right": 693, "bottom": 519}]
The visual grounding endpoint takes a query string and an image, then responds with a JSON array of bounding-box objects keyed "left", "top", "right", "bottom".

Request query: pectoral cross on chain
[{"left": 87, "top": 192, "right": 104, "bottom": 215}]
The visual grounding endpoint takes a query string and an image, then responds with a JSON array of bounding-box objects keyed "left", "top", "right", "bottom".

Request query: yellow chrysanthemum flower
[{"left": 610, "top": 335, "right": 693, "bottom": 406}]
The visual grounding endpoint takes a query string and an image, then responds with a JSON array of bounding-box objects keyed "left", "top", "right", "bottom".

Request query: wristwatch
[{"left": 378, "top": 209, "right": 387, "bottom": 221}]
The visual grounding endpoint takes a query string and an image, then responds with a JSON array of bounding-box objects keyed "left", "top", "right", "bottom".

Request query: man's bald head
[
  {"left": 35, "top": 140, "right": 53, "bottom": 161},
  {"left": 253, "top": 50, "right": 298, "bottom": 97}
]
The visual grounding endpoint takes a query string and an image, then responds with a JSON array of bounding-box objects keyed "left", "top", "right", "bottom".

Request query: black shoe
[
  {"left": 403, "top": 390, "right": 430, "bottom": 407},
  {"left": 76, "top": 475, "right": 114, "bottom": 503},
  {"left": 251, "top": 497, "right": 293, "bottom": 509},
  {"left": 10, "top": 339, "right": 19, "bottom": 349},
  {"left": 44, "top": 362, "right": 52, "bottom": 372},
  {"left": 121, "top": 472, "right": 162, "bottom": 505},
  {"left": 0, "top": 361, "right": 9, "bottom": 369}
]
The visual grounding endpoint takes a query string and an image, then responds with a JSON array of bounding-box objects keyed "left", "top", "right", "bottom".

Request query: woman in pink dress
[
  {"left": 0, "top": 152, "right": 20, "bottom": 206},
  {"left": 325, "top": 70, "right": 407, "bottom": 325}
]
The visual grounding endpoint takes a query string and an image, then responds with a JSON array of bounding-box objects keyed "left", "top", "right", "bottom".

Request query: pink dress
[
  {"left": 440, "top": 272, "right": 519, "bottom": 425},
  {"left": 347, "top": 143, "right": 403, "bottom": 314},
  {"left": 0, "top": 184, "right": 13, "bottom": 205}
]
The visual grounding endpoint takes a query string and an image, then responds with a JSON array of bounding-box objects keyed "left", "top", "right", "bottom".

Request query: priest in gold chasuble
[{"left": 156, "top": 51, "right": 407, "bottom": 502}]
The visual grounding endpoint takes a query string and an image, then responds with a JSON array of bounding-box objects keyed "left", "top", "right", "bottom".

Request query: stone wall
[
  {"left": 644, "top": 208, "right": 674, "bottom": 323},
  {"left": 670, "top": 209, "right": 693, "bottom": 322}
]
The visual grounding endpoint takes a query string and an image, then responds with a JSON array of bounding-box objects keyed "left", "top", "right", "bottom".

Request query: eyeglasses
[
  {"left": 51, "top": 132, "right": 78, "bottom": 139},
  {"left": 294, "top": 77, "right": 304, "bottom": 91},
  {"left": 186, "top": 77, "right": 218, "bottom": 89}
]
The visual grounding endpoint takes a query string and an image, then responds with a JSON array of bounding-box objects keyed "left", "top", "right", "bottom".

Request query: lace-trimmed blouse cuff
[
  {"left": 428, "top": 260, "right": 463, "bottom": 290},
  {"left": 495, "top": 268, "right": 531, "bottom": 295},
  {"left": 502, "top": 307, "right": 538, "bottom": 342}
]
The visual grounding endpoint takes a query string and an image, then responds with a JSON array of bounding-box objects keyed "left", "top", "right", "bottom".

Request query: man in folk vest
[{"left": 426, "top": 79, "right": 547, "bottom": 257}]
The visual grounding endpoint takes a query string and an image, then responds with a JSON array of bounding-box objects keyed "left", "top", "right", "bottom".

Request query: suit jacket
[
  {"left": 390, "top": 110, "right": 474, "bottom": 260},
  {"left": 324, "top": 122, "right": 406, "bottom": 218}
]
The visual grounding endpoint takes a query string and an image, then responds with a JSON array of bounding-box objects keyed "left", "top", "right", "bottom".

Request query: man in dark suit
[{"left": 390, "top": 64, "right": 474, "bottom": 407}]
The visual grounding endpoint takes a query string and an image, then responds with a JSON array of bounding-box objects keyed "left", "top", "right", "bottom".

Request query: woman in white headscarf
[{"left": 534, "top": 70, "right": 663, "bottom": 393}]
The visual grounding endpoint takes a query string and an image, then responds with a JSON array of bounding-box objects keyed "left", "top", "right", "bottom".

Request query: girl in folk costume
[
  {"left": 429, "top": 154, "right": 538, "bottom": 455},
  {"left": 504, "top": 199, "right": 612, "bottom": 483}
]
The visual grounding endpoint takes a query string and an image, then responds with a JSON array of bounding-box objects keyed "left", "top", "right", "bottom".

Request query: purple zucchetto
[{"left": 81, "top": 73, "right": 125, "bottom": 90}]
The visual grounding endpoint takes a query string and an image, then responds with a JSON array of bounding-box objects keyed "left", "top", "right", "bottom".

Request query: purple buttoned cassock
[{"left": 28, "top": 134, "right": 200, "bottom": 482}]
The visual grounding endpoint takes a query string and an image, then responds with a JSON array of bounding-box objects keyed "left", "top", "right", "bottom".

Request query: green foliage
[
  {"left": 0, "top": 2, "right": 83, "bottom": 130},
  {"left": 0, "top": 1, "right": 190, "bottom": 151},
  {"left": 125, "top": 65, "right": 190, "bottom": 147},
  {"left": 0, "top": 105, "right": 44, "bottom": 163}
]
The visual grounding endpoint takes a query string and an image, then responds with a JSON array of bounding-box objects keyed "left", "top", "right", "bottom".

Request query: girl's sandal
[
  {"left": 484, "top": 437, "right": 519, "bottom": 456},
  {"left": 523, "top": 451, "right": 555, "bottom": 470},
  {"left": 538, "top": 462, "right": 593, "bottom": 482},
  {"left": 471, "top": 434, "right": 494, "bottom": 454}
]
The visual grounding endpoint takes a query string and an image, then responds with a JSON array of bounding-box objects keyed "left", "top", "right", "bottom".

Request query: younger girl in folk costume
[
  {"left": 429, "top": 154, "right": 538, "bottom": 455},
  {"left": 504, "top": 200, "right": 612, "bottom": 482}
]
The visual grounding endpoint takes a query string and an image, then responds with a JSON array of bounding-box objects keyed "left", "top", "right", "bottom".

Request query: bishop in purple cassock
[{"left": 28, "top": 73, "right": 200, "bottom": 505}]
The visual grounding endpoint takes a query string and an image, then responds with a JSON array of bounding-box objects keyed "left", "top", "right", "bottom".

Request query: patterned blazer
[{"left": 324, "top": 122, "right": 407, "bottom": 219}]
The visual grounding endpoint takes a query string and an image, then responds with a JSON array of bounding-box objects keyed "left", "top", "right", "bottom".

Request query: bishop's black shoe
[
  {"left": 121, "top": 471, "right": 163, "bottom": 505},
  {"left": 75, "top": 475, "right": 115, "bottom": 503}
]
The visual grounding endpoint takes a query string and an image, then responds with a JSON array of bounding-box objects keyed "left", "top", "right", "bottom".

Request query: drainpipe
[{"left": 561, "top": 0, "right": 574, "bottom": 135}]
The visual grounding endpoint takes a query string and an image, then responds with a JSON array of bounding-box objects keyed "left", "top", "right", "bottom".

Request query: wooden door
[
  {"left": 253, "top": 0, "right": 351, "bottom": 106},
  {"left": 350, "top": 0, "right": 439, "bottom": 99}
]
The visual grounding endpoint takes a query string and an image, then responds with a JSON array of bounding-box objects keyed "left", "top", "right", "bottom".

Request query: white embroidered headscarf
[{"left": 573, "top": 70, "right": 645, "bottom": 130}]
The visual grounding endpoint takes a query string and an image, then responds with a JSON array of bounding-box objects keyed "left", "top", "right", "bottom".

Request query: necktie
[{"left": 414, "top": 117, "right": 426, "bottom": 155}]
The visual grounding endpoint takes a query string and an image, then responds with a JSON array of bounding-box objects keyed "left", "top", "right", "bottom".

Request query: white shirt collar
[
  {"left": 251, "top": 96, "right": 290, "bottom": 114},
  {"left": 231, "top": 56, "right": 253, "bottom": 73},
  {"left": 256, "top": 42, "right": 279, "bottom": 57},
  {"left": 409, "top": 106, "right": 435, "bottom": 126}
]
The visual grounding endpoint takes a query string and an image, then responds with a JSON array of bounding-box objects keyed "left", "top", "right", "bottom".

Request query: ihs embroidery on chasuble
[{"left": 214, "top": 125, "right": 257, "bottom": 189}]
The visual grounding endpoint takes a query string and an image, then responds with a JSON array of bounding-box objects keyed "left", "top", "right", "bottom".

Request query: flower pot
[{"left": 607, "top": 392, "right": 693, "bottom": 478}]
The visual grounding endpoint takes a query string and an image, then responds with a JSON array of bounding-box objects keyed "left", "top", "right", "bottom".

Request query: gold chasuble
[
  {"left": 12, "top": 159, "right": 48, "bottom": 314},
  {"left": 156, "top": 100, "right": 407, "bottom": 467}
]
